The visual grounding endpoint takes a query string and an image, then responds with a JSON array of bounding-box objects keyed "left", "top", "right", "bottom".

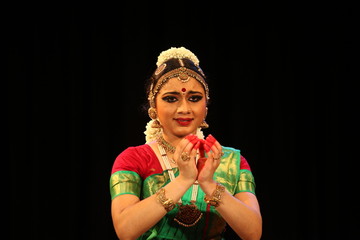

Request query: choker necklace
[
  {"left": 156, "top": 135, "right": 176, "bottom": 164},
  {"left": 156, "top": 135, "right": 176, "bottom": 154},
  {"left": 157, "top": 144, "right": 203, "bottom": 227}
]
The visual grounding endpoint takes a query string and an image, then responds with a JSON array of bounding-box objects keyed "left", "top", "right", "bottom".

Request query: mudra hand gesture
[{"left": 174, "top": 134, "right": 223, "bottom": 184}]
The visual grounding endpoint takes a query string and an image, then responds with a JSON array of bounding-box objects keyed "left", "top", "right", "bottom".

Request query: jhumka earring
[
  {"left": 200, "top": 107, "right": 209, "bottom": 129},
  {"left": 200, "top": 120, "right": 209, "bottom": 129},
  {"left": 148, "top": 107, "right": 161, "bottom": 128}
]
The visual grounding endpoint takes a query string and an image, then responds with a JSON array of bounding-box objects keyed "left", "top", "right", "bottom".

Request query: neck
[
  {"left": 163, "top": 134, "right": 182, "bottom": 147},
  {"left": 157, "top": 134, "right": 177, "bottom": 154}
]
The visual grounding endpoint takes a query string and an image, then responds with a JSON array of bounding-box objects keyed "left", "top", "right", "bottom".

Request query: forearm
[
  {"left": 113, "top": 176, "right": 193, "bottom": 239},
  {"left": 217, "top": 192, "right": 262, "bottom": 240},
  {"left": 200, "top": 182, "right": 262, "bottom": 240}
]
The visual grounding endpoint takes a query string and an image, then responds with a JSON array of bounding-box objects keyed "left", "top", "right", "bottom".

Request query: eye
[
  {"left": 162, "top": 96, "right": 178, "bottom": 103},
  {"left": 189, "top": 95, "right": 203, "bottom": 102}
]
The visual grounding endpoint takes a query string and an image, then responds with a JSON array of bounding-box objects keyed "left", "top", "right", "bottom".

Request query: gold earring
[
  {"left": 151, "top": 119, "right": 162, "bottom": 128},
  {"left": 148, "top": 107, "right": 162, "bottom": 128},
  {"left": 200, "top": 120, "right": 209, "bottom": 129},
  {"left": 148, "top": 107, "right": 157, "bottom": 120},
  {"left": 200, "top": 107, "right": 209, "bottom": 129}
]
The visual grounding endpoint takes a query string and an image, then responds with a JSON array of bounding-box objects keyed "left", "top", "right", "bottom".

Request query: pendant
[{"left": 174, "top": 203, "right": 203, "bottom": 227}]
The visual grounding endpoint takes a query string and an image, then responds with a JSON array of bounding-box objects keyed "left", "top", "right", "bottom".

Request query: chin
[{"left": 173, "top": 128, "right": 196, "bottom": 137}]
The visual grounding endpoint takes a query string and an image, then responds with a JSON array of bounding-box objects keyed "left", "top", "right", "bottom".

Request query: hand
[
  {"left": 197, "top": 134, "right": 223, "bottom": 185},
  {"left": 173, "top": 134, "right": 199, "bottom": 183}
]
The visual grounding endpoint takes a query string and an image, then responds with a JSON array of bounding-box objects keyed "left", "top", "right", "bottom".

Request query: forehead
[{"left": 159, "top": 77, "right": 205, "bottom": 93}]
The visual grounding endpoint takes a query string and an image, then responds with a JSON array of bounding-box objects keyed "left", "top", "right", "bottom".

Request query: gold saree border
[{"left": 109, "top": 170, "right": 141, "bottom": 200}]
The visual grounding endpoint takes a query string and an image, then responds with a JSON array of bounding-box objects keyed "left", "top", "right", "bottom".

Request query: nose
[{"left": 177, "top": 99, "right": 191, "bottom": 114}]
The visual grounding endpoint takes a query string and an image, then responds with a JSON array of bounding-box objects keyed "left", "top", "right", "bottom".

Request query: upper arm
[
  {"left": 111, "top": 194, "right": 140, "bottom": 232},
  {"left": 234, "top": 192, "right": 261, "bottom": 214}
]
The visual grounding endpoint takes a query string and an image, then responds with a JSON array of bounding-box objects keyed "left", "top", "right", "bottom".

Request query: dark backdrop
[{"left": 6, "top": 2, "right": 356, "bottom": 240}]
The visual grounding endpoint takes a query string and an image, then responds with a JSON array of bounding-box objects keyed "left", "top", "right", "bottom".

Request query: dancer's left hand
[{"left": 197, "top": 134, "right": 223, "bottom": 185}]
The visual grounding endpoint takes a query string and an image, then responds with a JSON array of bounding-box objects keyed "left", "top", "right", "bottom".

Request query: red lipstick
[{"left": 175, "top": 118, "right": 193, "bottom": 126}]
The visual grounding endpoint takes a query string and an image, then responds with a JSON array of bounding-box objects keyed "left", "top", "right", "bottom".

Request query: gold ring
[
  {"left": 221, "top": 151, "right": 224, "bottom": 157},
  {"left": 181, "top": 152, "right": 190, "bottom": 161},
  {"left": 213, "top": 157, "right": 220, "bottom": 160}
]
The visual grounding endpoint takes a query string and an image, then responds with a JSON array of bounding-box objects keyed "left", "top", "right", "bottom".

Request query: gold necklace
[{"left": 156, "top": 135, "right": 176, "bottom": 154}]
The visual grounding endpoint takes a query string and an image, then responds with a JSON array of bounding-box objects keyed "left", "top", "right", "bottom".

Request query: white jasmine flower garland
[
  {"left": 144, "top": 120, "right": 162, "bottom": 143},
  {"left": 156, "top": 47, "right": 200, "bottom": 67}
]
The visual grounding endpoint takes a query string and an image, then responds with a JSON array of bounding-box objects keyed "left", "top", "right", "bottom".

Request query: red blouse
[{"left": 111, "top": 144, "right": 251, "bottom": 179}]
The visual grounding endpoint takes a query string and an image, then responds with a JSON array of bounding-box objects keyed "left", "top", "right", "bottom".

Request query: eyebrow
[{"left": 162, "top": 90, "right": 204, "bottom": 95}]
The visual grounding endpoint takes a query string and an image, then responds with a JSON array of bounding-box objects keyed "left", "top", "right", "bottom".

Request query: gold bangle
[
  {"left": 156, "top": 188, "right": 176, "bottom": 212},
  {"left": 204, "top": 183, "right": 225, "bottom": 207}
]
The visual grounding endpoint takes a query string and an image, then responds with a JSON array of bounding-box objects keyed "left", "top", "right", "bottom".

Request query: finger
[
  {"left": 203, "top": 141, "right": 212, "bottom": 153},
  {"left": 185, "top": 134, "right": 198, "bottom": 143},
  {"left": 205, "top": 134, "right": 217, "bottom": 146},
  {"left": 197, "top": 157, "right": 207, "bottom": 173},
  {"left": 179, "top": 137, "right": 199, "bottom": 163},
  {"left": 174, "top": 137, "right": 193, "bottom": 162},
  {"left": 184, "top": 134, "right": 200, "bottom": 150},
  {"left": 215, "top": 144, "right": 224, "bottom": 160},
  {"left": 198, "top": 139, "right": 206, "bottom": 158},
  {"left": 206, "top": 135, "right": 222, "bottom": 160},
  {"left": 189, "top": 143, "right": 198, "bottom": 163},
  {"left": 207, "top": 151, "right": 221, "bottom": 169},
  {"left": 209, "top": 145, "right": 222, "bottom": 161},
  {"left": 213, "top": 140, "right": 222, "bottom": 150}
]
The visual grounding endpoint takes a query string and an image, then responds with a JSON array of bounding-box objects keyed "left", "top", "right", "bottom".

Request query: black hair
[{"left": 143, "top": 58, "right": 209, "bottom": 112}]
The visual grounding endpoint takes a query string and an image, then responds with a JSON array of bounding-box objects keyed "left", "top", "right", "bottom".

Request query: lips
[{"left": 174, "top": 118, "right": 193, "bottom": 126}]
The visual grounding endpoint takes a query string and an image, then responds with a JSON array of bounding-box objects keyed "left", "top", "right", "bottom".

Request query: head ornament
[
  {"left": 148, "top": 47, "right": 209, "bottom": 108},
  {"left": 144, "top": 47, "right": 208, "bottom": 143}
]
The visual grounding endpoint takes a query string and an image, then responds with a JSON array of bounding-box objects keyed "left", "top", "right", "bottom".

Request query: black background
[{"left": 6, "top": 2, "right": 357, "bottom": 240}]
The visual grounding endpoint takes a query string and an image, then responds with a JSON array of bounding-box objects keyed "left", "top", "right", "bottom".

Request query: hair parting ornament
[{"left": 147, "top": 47, "right": 209, "bottom": 108}]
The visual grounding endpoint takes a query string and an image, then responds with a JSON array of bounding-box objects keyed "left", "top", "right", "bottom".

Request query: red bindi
[{"left": 181, "top": 88, "right": 186, "bottom": 92}]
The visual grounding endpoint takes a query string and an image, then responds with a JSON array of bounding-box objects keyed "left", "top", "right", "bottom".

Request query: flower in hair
[
  {"left": 156, "top": 47, "right": 200, "bottom": 67},
  {"left": 144, "top": 120, "right": 161, "bottom": 143}
]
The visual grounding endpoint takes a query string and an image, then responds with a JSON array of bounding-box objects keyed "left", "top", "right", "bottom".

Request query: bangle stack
[
  {"left": 156, "top": 188, "right": 176, "bottom": 212},
  {"left": 204, "top": 183, "right": 225, "bottom": 207}
]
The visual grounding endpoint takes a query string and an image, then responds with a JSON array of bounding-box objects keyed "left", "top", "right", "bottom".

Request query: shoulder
[
  {"left": 221, "top": 146, "right": 240, "bottom": 155},
  {"left": 111, "top": 144, "right": 155, "bottom": 174},
  {"left": 221, "top": 146, "right": 251, "bottom": 171},
  {"left": 118, "top": 144, "right": 153, "bottom": 158}
]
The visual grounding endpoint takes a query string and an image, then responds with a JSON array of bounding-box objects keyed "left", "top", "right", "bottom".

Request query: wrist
[
  {"left": 203, "top": 182, "right": 225, "bottom": 208},
  {"left": 198, "top": 180, "right": 217, "bottom": 196},
  {"left": 156, "top": 188, "right": 176, "bottom": 212},
  {"left": 175, "top": 175, "right": 196, "bottom": 188}
]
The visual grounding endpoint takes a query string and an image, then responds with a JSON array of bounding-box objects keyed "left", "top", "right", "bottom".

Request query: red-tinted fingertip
[
  {"left": 193, "top": 141, "right": 201, "bottom": 150},
  {"left": 185, "top": 134, "right": 195, "bottom": 141},
  {"left": 185, "top": 135, "right": 197, "bottom": 144},
  {"left": 206, "top": 134, "right": 217, "bottom": 144},
  {"left": 191, "top": 138, "right": 199, "bottom": 145},
  {"left": 204, "top": 143, "right": 211, "bottom": 152}
]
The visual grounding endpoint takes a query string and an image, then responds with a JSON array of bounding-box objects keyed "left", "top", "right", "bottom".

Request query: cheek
[
  {"left": 156, "top": 104, "right": 174, "bottom": 120},
  {"left": 195, "top": 103, "right": 207, "bottom": 119}
]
